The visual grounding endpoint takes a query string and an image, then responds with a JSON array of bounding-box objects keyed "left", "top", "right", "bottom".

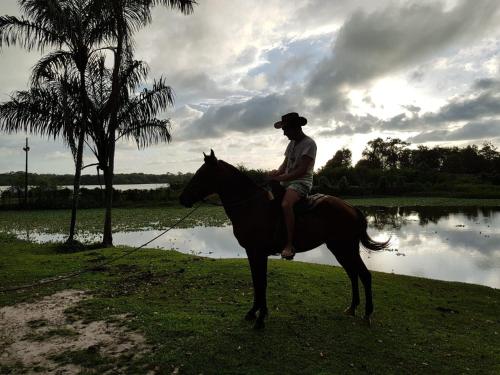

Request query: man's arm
[
  {"left": 268, "top": 157, "right": 287, "bottom": 177},
  {"left": 273, "top": 155, "right": 313, "bottom": 182}
]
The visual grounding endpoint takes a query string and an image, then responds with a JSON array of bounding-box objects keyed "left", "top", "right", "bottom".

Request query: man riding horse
[
  {"left": 268, "top": 112, "right": 317, "bottom": 260},
  {"left": 179, "top": 114, "right": 389, "bottom": 329}
]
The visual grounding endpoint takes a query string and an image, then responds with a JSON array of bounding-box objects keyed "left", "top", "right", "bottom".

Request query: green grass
[
  {"left": 0, "top": 232, "right": 499, "bottom": 374},
  {"left": 346, "top": 196, "right": 500, "bottom": 207},
  {"left": 0, "top": 204, "right": 229, "bottom": 234}
]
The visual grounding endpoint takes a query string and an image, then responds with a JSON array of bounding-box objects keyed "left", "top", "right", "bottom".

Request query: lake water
[
  {"left": 0, "top": 183, "right": 169, "bottom": 193},
  {"left": 12, "top": 206, "right": 500, "bottom": 288}
]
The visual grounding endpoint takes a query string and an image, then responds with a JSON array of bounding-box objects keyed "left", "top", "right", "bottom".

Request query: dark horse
[{"left": 179, "top": 150, "right": 389, "bottom": 329}]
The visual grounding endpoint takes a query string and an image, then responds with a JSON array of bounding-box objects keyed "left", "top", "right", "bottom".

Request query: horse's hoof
[
  {"left": 245, "top": 311, "right": 257, "bottom": 321},
  {"left": 253, "top": 320, "right": 265, "bottom": 330},
  {"left": 344, "top": 306, "right": 355, "bottom": 316},
  {"left": 363, "top": 315, "right": 372, "bottom": 327}
]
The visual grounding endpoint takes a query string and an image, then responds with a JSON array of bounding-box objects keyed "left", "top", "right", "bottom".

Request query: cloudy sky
[{"left": 1, "top": 0, "right": 500, "bottom": 175}]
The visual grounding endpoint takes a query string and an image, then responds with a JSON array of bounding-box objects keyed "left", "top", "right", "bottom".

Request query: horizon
[{"left": 1, "top": 0, "right": 500, "bottom": 174}]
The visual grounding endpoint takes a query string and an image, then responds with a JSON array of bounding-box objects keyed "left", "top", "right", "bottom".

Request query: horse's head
[{"left": 179, "top": 149, "right": 220, "bottom": 207}]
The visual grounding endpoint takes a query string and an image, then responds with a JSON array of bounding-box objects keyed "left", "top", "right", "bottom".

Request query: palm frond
[
  {"left": 120, "top": 59, "right": 149, "bottom": 91},
  {"left": 31, "top": 50, "right": 75, "bottom": 86},
  {"left": 122, "top": 1, "right": 152, "bottom": 33},
  {"left": 0, "top": 15, "right": 62, "bottom": 50},
  {"left": 118, "top": 77, "right": 174, "bottom": 125},
  {"left": 0, "top": 75, "right": 83, "bottom": 144},
  {"left": 118, "top": 118, "right": 172, "bottom": 149},
  {"left": 153, "top": 0, "right": 197, "bottom": 15}
]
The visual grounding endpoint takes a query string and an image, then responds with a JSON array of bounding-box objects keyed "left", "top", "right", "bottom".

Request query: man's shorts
[{"left": 281, "top": 180, "right": 312, "bottom": 197}]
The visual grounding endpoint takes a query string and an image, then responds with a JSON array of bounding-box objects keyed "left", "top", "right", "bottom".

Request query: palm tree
[
  {"left": 98, "top": 0, "right": 195, "bottom": 245},
  {"left": 0, "top": 70, "right": 82, "bottom": 168},
  {"left": 1, "top": 0, "right": 196, "bottom": 246},
  {"left": 1, "top": 55, "right": 174, "bottom": 249},
  {"left": 83, "top": 54, "right": 175, "bottom": 246},
  {"left": 0, "top": 0, "right": 113, "bottom": 242}
]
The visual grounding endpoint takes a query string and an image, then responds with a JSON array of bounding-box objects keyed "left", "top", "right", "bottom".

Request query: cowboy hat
[{"left": 274, "top": 112, "right": 308, "bottom": 129}]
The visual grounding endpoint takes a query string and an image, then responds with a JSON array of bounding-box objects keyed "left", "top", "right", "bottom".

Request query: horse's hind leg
[
  {"left": 356, "top": 253, "right": 374, "bottom": 323},
  {"left": 327, "top": 241, "right": 360, "bottom": 316},
  {"left": 245, "top": 253, "right": 259, "bottom": 321}
]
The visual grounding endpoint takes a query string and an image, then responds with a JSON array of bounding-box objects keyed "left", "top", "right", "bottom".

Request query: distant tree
[
  {"left": 326, "top": 148, "right": 352, "bottom": 169},
  {"left": 479, "top": 142, "right": 500, "bottom": 173},
  {"left": 460, "top": 145, "right": 483, "bottom": 174},
  {"left": 337, "top": 175, "right": 350, "bottom": 193},
  {"left": 398, "top": 148, "right": 413, "bottom": 169},
  {"left": 479, "top": 142, "right": 498, "bottom": 160},
  {"left": 441, "top": 146, "right": 462, "bottom": 173},
  {"left": 360, "top": 137, "right": 410, "bottom": 170},
  {"left": 411, "top": 146, "right": 444, "bottom": 171}
]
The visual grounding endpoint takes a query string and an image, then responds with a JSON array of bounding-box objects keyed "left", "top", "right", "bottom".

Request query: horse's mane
[{"left": 218, "top": 160, "right": 260, "bottom": 190}]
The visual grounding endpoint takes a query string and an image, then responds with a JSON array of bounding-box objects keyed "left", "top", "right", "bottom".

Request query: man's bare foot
[{"left": 281, "top": 245, "right": 295, "bottom": 260}]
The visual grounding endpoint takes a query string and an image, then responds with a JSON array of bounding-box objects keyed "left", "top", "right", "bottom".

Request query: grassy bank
[
  {"left": 0, "top": 233, "right": 499, "bottom": 374},
  {"left": 346, "top": 196, "right": 500, "bottom": 207},
  {"left": 0, "top": 197, "right": 499, "bottom": 234}
]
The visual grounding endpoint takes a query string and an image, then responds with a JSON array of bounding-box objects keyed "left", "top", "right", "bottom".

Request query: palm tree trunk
[
  {"left": 67, "top": 66, "right": 88, "bottom": 243},
  {"left": 100, "top": 0, "right": 124, "bottom": 247},
  {"left": 68, "top": 129, "right": 85, "bottom": 242},
  {"left": 102, "top": 141, "right": 115, "bottom": 247}
]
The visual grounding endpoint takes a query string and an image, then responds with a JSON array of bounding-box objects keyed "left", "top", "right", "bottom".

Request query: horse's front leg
[{"left": 245, "top": 251, "right": 268, "bottom": 329}]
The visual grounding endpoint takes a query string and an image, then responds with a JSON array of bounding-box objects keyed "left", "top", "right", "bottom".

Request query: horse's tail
[{"left": 355, "top": 207, "right": 391, "bottom": 251}]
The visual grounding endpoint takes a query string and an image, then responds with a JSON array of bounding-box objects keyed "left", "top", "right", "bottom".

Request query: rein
[
  {"left": 202, "top": 181, "right": 273, "bottom": 209},
  {"left": 0, "top": 203, "right": 204, "bottom": 293}
]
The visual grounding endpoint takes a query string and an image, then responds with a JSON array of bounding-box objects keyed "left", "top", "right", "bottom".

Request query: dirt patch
[{"left": 0, "top": 290, "right": 149, "bottom": 374}]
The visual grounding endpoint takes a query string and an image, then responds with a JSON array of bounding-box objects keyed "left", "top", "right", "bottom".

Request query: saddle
[
  {"left": 266, "top": 181, "right": 328, "bottom": 215},
  {"left": 294, "top": 193, "right": 328, "bottom": 214}
]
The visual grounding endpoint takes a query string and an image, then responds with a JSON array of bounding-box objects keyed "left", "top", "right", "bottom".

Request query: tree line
[
  {"left": 2, "top": 137, "right": 499, "bottom": 208},
  {"left": 0, "top": 172, "right": 192, "bottom": 187},
  {"left": 315, "top": 138, "right": 500, "bottom": 197}
]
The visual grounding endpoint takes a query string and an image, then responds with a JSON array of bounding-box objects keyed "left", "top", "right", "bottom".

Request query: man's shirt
[{"left": 283, "top": 135, "right": 317, "bottom": 187}]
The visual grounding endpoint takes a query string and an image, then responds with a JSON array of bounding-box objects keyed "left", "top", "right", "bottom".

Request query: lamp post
[{"left": 22, "top": 137, "right": 30, "bottom": 207}]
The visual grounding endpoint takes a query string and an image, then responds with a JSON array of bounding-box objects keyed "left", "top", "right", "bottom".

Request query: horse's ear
[{"left": 204, "top": 150, "right": 217, "bottom": 165}]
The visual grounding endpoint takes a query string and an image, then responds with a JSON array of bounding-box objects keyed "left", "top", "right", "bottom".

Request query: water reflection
[{"left": 11, "top": 206, "right": 500, "bottom": 288}]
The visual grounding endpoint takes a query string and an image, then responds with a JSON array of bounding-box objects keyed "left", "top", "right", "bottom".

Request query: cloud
[
  {"left": 409, "top": 120, "right": 500, "bottom": 142},
  {"left": 305, "top": 0, "right": 500, "bottom": 112},
  {"left": 293, "top": 0, "right": 395, "bottom": 31},
  {"left": 166, "top": 70, "right": 231, "bottom": 106},
  {"left": 403, "top": 105, "right": 421, "bottom": 114},
  {"left": 234, "top": 46, "right": 259, "bottom": 66},
  {"left": 380, "top": 78, "right": 500, "bottom": 134},
  {"left": 315, "top": 113, "right": 378, "bottom": 136},
  {"left": 175, "top": 91, "right": 305, "bottom": 140},
  {"left": 239, "top": 73, "right": 268, "bottom": 91},
  {"left": 2, "top": 0, "right": 500, "bottom": 173},
  {"left": 135, "top": 1, "right": 299, "bottom": 89},
  {"left": 248, "top": 35, "right": 332, "bottom": 90},
  {"left": 422, "top": 87, "right": 500, "bottom": 124}
]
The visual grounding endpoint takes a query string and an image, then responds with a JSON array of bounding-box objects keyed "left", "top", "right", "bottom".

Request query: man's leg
[{"left": 281, "top": 188, "right": 301, "bottom": 258}]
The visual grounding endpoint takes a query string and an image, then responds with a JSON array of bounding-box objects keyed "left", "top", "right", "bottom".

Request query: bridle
[{"left": 187, "top": 160, "right": 274, "bottom": 209}]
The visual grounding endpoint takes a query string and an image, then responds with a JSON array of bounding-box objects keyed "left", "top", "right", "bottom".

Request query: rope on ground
[{"left": 0, "top": 203, "right": 203, "bottom": 293}]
